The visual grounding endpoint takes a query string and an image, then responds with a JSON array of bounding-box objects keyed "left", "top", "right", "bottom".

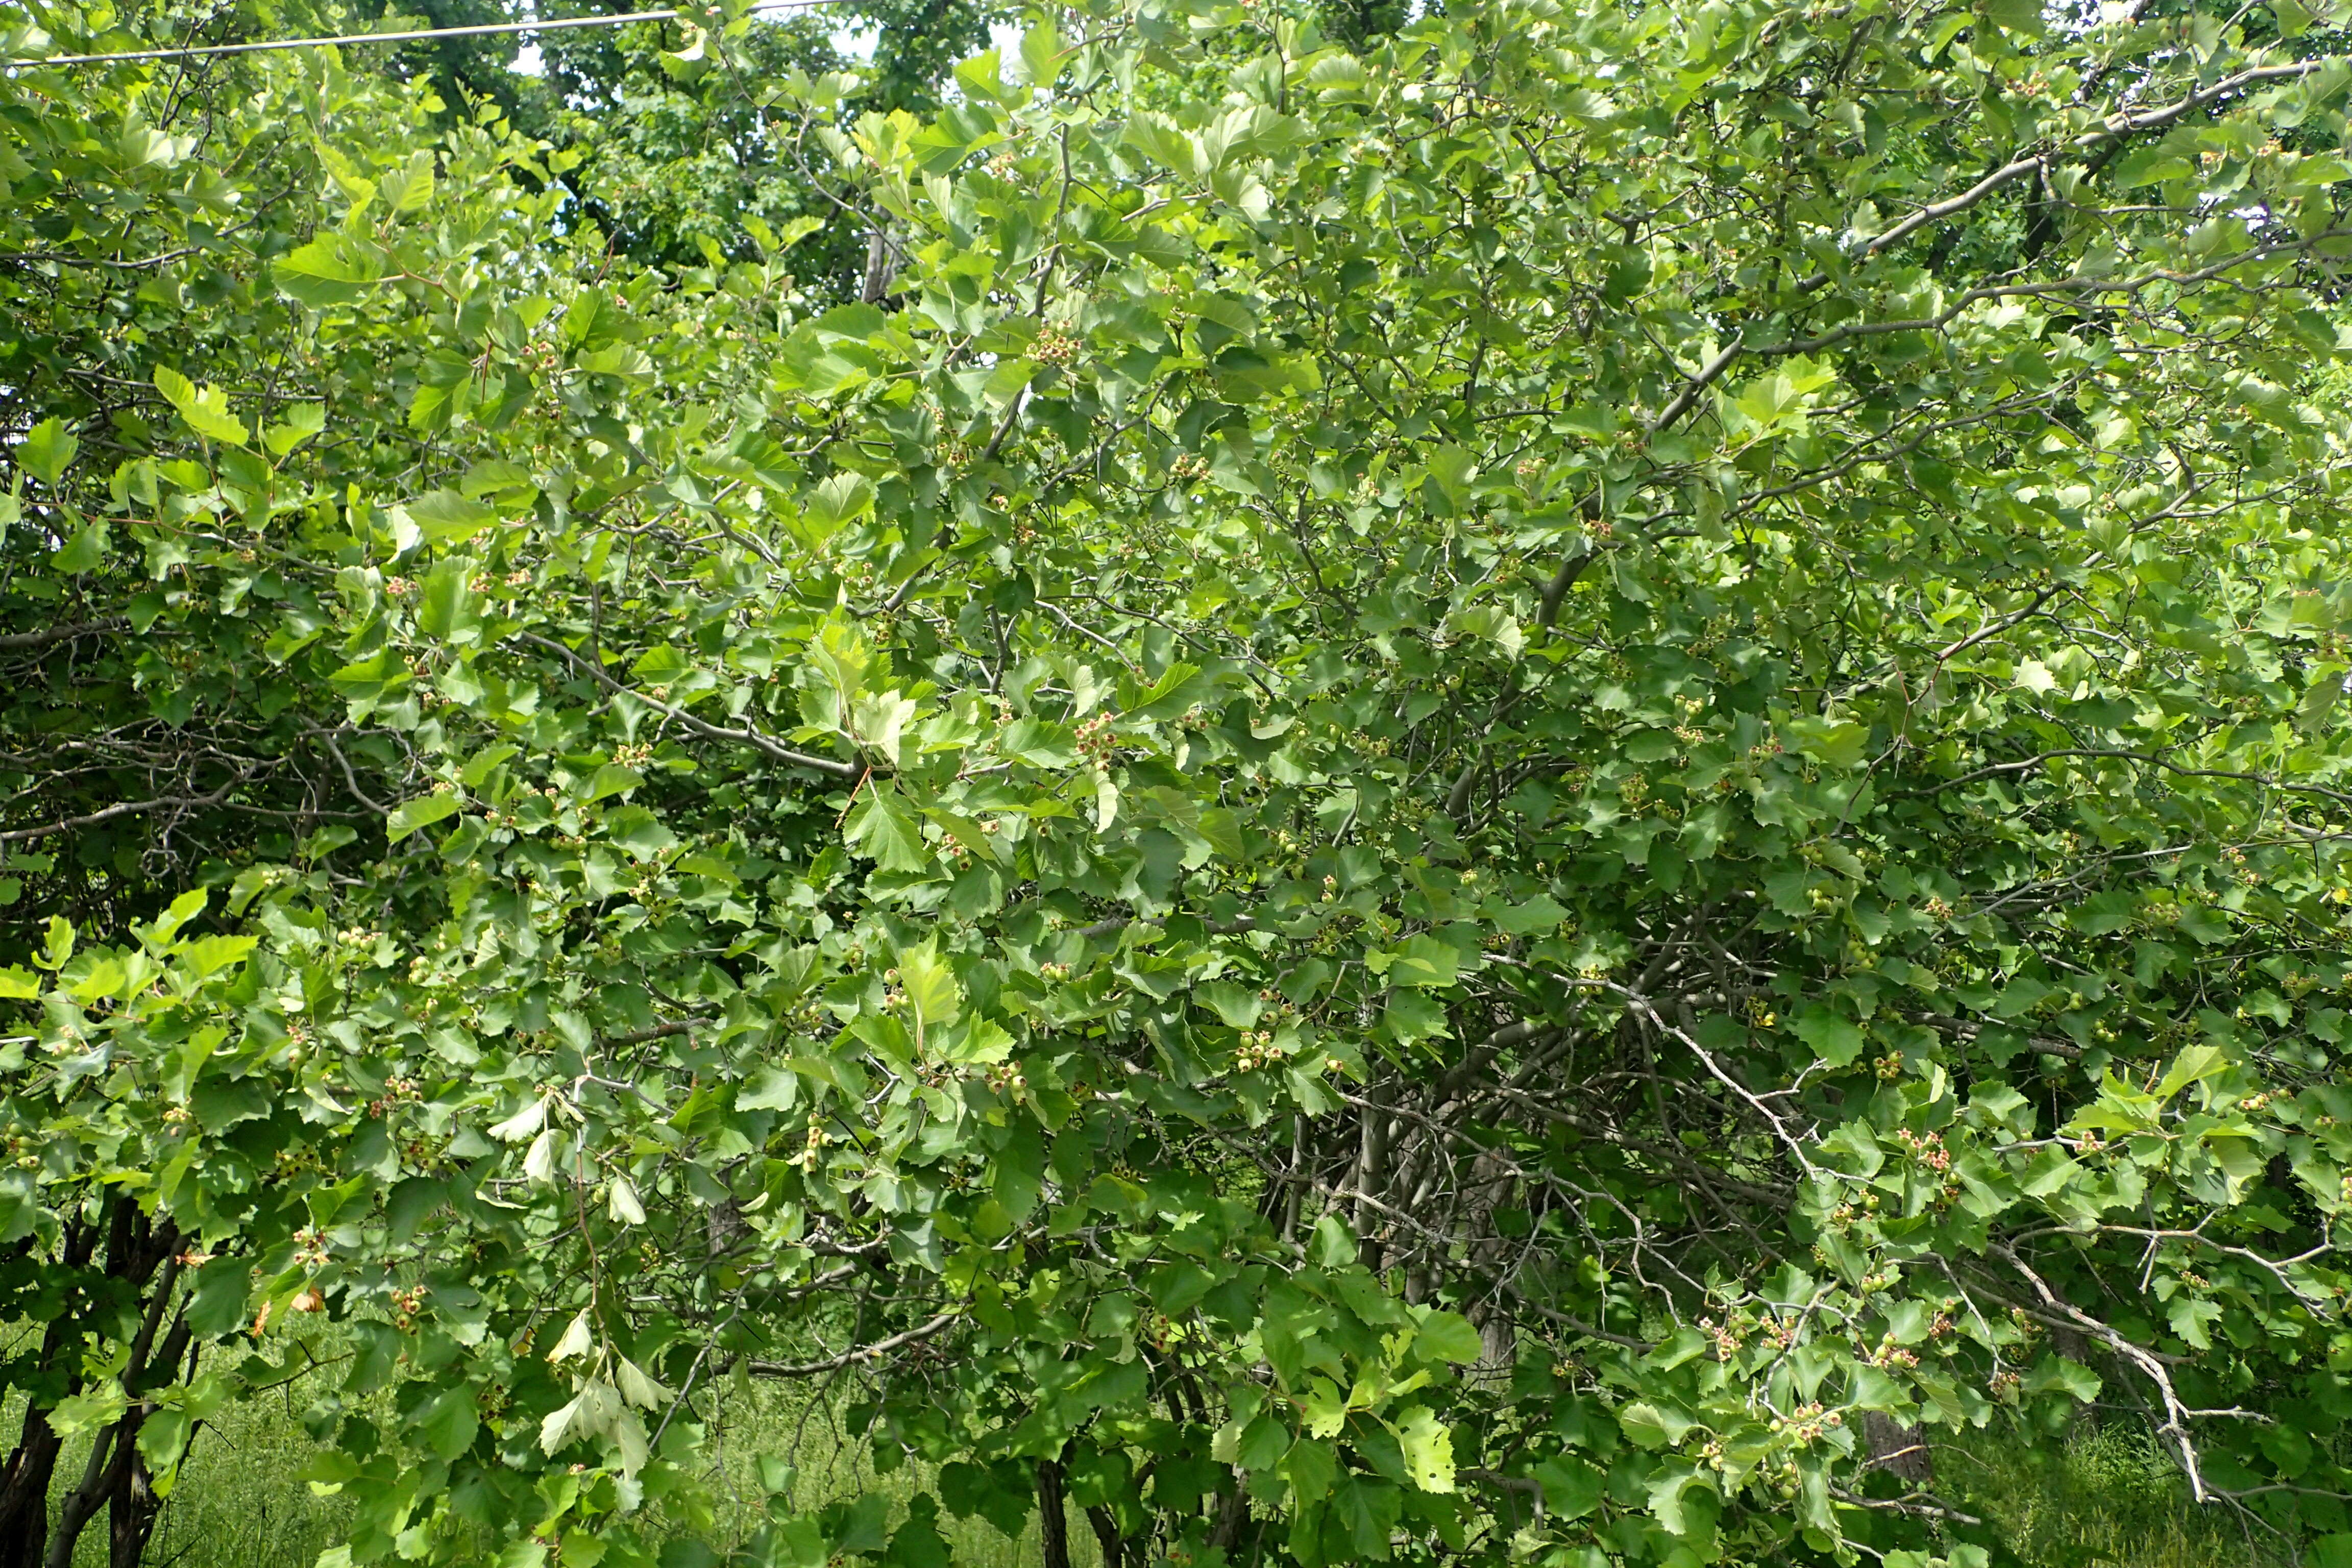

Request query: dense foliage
[{"left": 8, "top": 1, "right": 2352, "bottom": 1566}]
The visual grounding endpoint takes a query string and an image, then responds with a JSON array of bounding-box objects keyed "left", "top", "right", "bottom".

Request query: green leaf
[
  {"left": 845, "top": 786, "right": 932, "bottom": 873},
  {"left": 739, "top": 1065, "right": 800, "bottom": 1113},
  {"left": 40, "top": 917, "right": 74, "bottom": 971},
  {"left": 461, "top": 458, "right": 537, "bottom": 498},
  {"left": 925, "top": 808, "right": 1000, "bottom": 864},
  {"left": 937, "top": 1460, "right": 1031, "bottom": 1540},
  {"left": 1645, "top": 1461, "right": 1711, "bottom": 1535},
  {"left": 153, "top": 366, "right": 248, "bottom": 445},
  {"left": 631, "top": 646, "right": 690, "bottom": 687},
  {"left": 1381, "top": 935, "right": 1458, "bottom": 989},
  {"left": 273, "top": 234, "right": 385, "bottom": 309},
  {"left": 184, "top": 1260, "right": 251, "bottom": 1338},
  {"left": 1393, "top": 1407, "right": 1455, "bottom": 1493},
  {"left": 54, "top": 522, "right": 106, "bottom": 574},
  {"left": 1732, "top": 364, "right": 1833, "bottom": 430},
  {"left": 1984, "top": 0, "right": 2048, "bottom": 35},
  {"left": 404, "top": 489, "right": 498, "bottom": 545},
  {"left": 588, "top": 763, "right": 642, "bottom": 801},
  {"left": 135, "top": 1405, "right": 192, "bottom": 1474},
  {"left": 799, "top": 472, "right": 874, "bottom": 544},
  {"left": 1195, "top": 981, "right": 1263, "bottom": 1028},
  {"left": 386, "top": 793, "right": 462, "bottom": 842},
  {"left": 1019, "top": 14, "right": 1063, "bottom": 86},
  {"left": 263, "top": 403, "right": 327, "bottom": 457},
  {"left": 524, "top": 1128, "right": 555, "bottom": 1189},
  {"left": 1786, "top": 717, "right": 1869, "bottom": 769},
  {"left": 19, "top": 418, "right": 77, "bottom": 485},
  {"left": 386, "top": 149, "right": 436, "bottom": 213},
  {"left": 604, "top": 805, "right": 678, "bottom": 859},
  {"left": 410, "top": 1385, "right": 479, "bottom": 1462},
  {"left": 897, "top": 940, "right": 962, "bottom": 1037},
  {"left": 47, "top": 1384, "right": 128, "bottom": 1439},
  {"left": 1282, "top": 1436, "right": 1338, "bottom": 1503},
  {"left": 1533, "top": 1454, "right": 1604, "bottom": 1518},
  {"left": 1792, "top": 1006, "right": 1864, "bottom": 1067},
  {"left": 1123, "top": 662, "right": 1206, "bottom": 723},
  {"left": 1617, "top": 1402, "right": 1697, "bottom": 1450},
  {"left": 1333, "top": 1473, "right": 1402, "bottom": 1559},
  {"left": 1413, "top": 1311, "right": 1483, "bottom": 1365},
  {"left": 2024, "top": 1355, "right": 2101, "bottom": 1404},
  {"left": 1300, "top": 1382, "right": 1348, "bottom": 1439},
  {"left": 547, "top": 1311, "right": 595, "bottom": 1363},
  {"left": 2154, "top": 1043, "right": 2229, "bottom": 1099},
  {"left": 883, "top": 1493, "right": 952, "bottom": 1568},
  {"left": 1493, "top": 894, "right": 1569, "bottom": 935},
  {"left": 416, "top": 558, "right": 479, "bottom": 643},
  {"left": 992, "top": 1121, "right": 1045, "bottom": 1218}
]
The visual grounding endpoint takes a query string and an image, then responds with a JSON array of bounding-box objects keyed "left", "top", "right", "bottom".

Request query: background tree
[
  {"left": 1313, "top": 0, "right": 1400, "bottom": 52},
  {"left": 341, "top": 0, "right": 1009, "bottom": 274}
]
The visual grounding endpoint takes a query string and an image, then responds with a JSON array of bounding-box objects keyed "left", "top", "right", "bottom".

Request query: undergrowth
[{"left": 15, "top": 1371, "right": 2256, "bottom": 1568}]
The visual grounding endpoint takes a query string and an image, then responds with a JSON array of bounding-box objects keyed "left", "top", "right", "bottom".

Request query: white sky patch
[
  {"left": 828, "top": 19, "right": 1022, "bottom": 63},
  {"left": 506, "top": 13, "right": 1023, "bottom": 82}
]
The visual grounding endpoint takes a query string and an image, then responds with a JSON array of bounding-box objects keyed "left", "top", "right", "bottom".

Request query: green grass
[
  {"left": 138, "top": 1386, "right": 354, "bottom": 1568},
  {"left": 3, "top": 1368, "right": 2264, "bottom": 1568},
  {"left": 0, "top": 1379, "right": 353, "bottom": 1568},
  {"left": 7, "top": 1355, "right": 1092, "bottom": 1568},
  {"left": 690, "top": 1375, "right": 1105, "bottom": 1568},
  {"left": 1940, "top": 1425, "right": 2270, "bottom": 1568}
]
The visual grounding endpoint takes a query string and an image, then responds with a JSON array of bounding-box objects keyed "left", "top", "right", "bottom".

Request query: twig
[
  {"left": 745, "top": 1309, "right": 959, "bottom": 1377},
  {"left": 515, "top": 630, "right": 861, "bottom": 781}
]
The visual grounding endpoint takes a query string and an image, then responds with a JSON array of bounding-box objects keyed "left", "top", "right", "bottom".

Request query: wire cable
[{"left": 5, "top": 0, "right": 856, "bottom": 68}]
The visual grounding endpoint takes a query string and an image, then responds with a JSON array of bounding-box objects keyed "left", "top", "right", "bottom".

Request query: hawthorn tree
[{"left": 9, "top": 1, "right": 2352, "bottom": 1567}]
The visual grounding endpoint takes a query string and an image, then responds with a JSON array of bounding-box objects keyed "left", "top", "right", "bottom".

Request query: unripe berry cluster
[
  {"left": 1030, "top": 327, "right": 1082, "bottom": 367},
  {"left": 1076, "top": 713, "right": 1116, "bottom": 765},
  {"left": 1233, "top": 1031, "right": 1281, "bottom": 1072}
]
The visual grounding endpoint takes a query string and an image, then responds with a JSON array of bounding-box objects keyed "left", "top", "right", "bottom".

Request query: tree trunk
[
  {"left": 1085, "top": 1504, "right": 1128, "bottom": 1568},
  {"left": 1474, "top": 1308, "right": 1517, "bottom": 1390},
  {"left": 42, "top": 1426, "right": 115, "bottom": 1568},
  {"left": 104, "top": 1426, "right": 163, "bottom": 1568},
  {"left": 860, "top": 229, "right": 894, "bottom": 304},
  {"left": 0, "top": 1217, "right": 103, "bottom": 1568},
  {"left": 22, "top": 1203, "right": 185, "bottom": 1568},
  {"left": 1037, "top": 1456, "right": 1071, "bottom": 1568},
  {"left": 1861, "top": 1412, "right": 1933, "bottom": 1486},
  {"left": 0, "top": 1410, "right": 62, "bottom": 1568},
  {"left": 1462, "top": 1148, "right": 1518, "bottom": 1392},
  {"left": 1208, "top": 1479, "right": 1251, "bottom": 1557},
  {"left": 106, "top": 1308, "right": 191, "bottom": 1568},
  {"left": 1352, "top": 1090, "right": 1392, "bottom": 1275}
]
